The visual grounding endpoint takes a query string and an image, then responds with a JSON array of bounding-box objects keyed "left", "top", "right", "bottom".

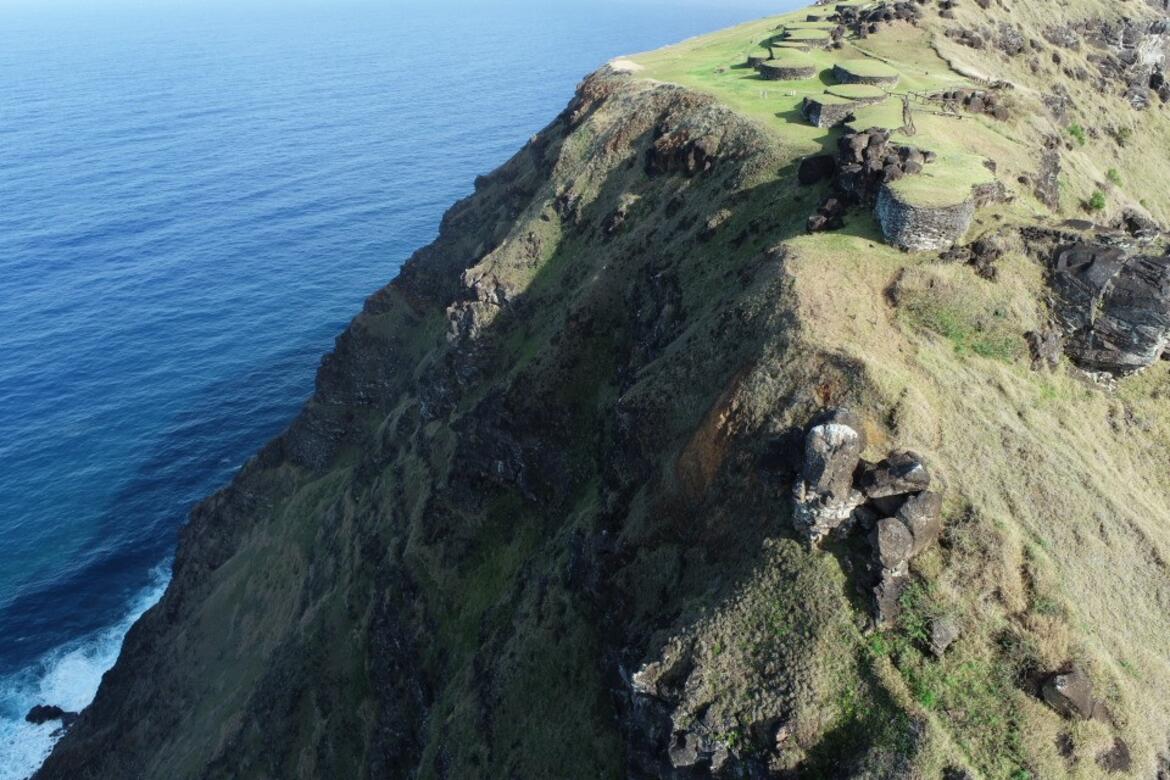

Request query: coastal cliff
[{"left": 37, "top": 1, "right": 1170, "bottom": 777}]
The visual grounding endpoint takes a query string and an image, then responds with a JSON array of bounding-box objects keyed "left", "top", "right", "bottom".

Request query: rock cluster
[
  {"left": 804, "top": 128, "right": 935, "bottom": 233},
  {"left": 792, "top": 409, "right": 943, "bottom": 626},
  {"left": 945, "top": 26, "right": 987, "bottom": 49},
  {"left": 827, "top": 1, "right": 922, "bottom": 37},
  {"left": 645, "top": 126, "right": 725, "bottom": 177},
  {"left": 939, "top": 233, "right": 1004, "bottom": 280},
  {"left": 931, "top": 88, "right": 1011, "bottom": 120}
]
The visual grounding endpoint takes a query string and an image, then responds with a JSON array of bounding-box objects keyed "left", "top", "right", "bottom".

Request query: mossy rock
[{"left": 833, "top": 59, "right": 901, "bottom": 85}]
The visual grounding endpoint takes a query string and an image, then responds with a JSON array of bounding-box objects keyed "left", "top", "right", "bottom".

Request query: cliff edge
[{"left": 38, "top": 1, "right": 1170, "bottom": 778}]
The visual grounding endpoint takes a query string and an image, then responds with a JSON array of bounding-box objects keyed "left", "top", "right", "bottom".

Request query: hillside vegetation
[{"left": 38, "top": 1, "right": 1170, "bottom": 778}]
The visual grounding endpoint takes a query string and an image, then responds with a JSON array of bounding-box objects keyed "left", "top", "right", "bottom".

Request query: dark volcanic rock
[
  {"left": 859, "top": 450, "right": 931, "bottom": 499},
  {"left": 1041, "top": 667, "right": 1102, "bottom": 720},
  {"left": 897, "top": 490, "right": 943, "bottom": 556},
  {"left": 1097, "top": 737, "right": 1133, "bottom": 773},
  {"left": 1050, "top": 243, "right": 1170, "bottom": 373},
  {"left": 798, "top": 154, "right": 838, "bottom": 186},
  {"left": 26, "top": 705, "right": 76, "bottom": 726}
]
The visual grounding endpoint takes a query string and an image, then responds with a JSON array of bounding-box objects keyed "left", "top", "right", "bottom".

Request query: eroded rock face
[{"left": 1050, "top": 243, "right": 1170, "bottom": 373}]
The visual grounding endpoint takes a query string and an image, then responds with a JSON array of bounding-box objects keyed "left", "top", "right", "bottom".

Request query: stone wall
[
  {"left": 801, "top": 95, "right": 884, "bottom": 128},
  {"left": 758, "top": 61, "right": 818, "bottom": 80},
  {"left": 875, "top": 186, "right": 975, "bottom": 251},
  {"left": 832, "top": 62, "right": 900, "bottom": 85}
]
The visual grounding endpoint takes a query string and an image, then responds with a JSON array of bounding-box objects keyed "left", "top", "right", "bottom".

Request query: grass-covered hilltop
[{"left": 35, "top": 1, "right": 1170, "bottom": 778}]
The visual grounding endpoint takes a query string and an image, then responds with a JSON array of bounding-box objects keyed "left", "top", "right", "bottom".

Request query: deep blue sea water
[{"left": 0, "top": 0, "right": 792, "bottom": 774}]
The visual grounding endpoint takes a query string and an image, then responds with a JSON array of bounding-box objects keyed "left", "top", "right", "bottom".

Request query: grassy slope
[
  {"left": 624, "top": 3, "right": 1170, "bottom": 778},
  {"left": 38, "top": 3, "right": 1170, "bottom": 780}
]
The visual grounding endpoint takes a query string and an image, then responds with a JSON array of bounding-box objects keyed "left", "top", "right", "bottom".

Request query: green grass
[
  {"left": 1067, "top": 123, "right": 1086, "bottom": 146},
  {"left": 885, "top": 151, "right": 997, "bottom": 208},
  {"left": 901, "top": 292, "right": 1023, "bottom": 362},
  {"left": 834, "top": 58, "right": 900, "bottom": 81},
  {"left": 825, "top": 83, "right": 888, "bottom": 100},
  {"left": 783, "top": 28, "right": 831, "bottom": 42}
]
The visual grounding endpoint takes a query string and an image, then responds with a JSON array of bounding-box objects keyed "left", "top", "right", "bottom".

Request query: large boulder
[
  {"left": 792, "top": 409, "right": 866, "bottom": 544},
  {"left": 1050, "top": 243, "right": 1170, "bottom": 373},
  {"left": 898, "top": 490, "right": 943, "bottom": 556},
  {"left": 1041, "top": 667, "right": 1103, "bottom": 720},
  {"left": 802, "top": 412, "right": 864, "bottom": 500},
  {"left": 26, "top": 704, "right": 77, "bottom": 727},
  {"left": 858, "top": 450, "right": 931, "bottom": 498},
  {"left": 873, "top": 517, "right": 915, "bottom": 569}
]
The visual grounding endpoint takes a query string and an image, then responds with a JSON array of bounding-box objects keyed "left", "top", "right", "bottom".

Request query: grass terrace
[
  {"left": 782, "top": 28, "right": 832, "bottom": 45},
  {"left": 833, "top": 58, "right": 901, "bottom": 84},
  {"left": 885, "top": 150, "right": 998, "bottom": 208},
  {"left": 825, "top": 83, "right": 888, "bottom": 100}
]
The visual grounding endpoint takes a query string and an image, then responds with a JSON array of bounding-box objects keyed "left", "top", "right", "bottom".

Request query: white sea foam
[{"left": 0, "top": 567, "right": 169, "bottom": 780}]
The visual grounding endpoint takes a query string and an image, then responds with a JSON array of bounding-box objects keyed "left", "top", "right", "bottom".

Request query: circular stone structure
[
  {"left": 802, "top": 88, "right": 888, "bottom": 128},
  {"left": 782, "top": 28, "right": 832, "bottom": 47},
  {"left": 875, "top": 185, "right": 975, "bottom": 251},
  {"left": 825, "top": 83, "right": 887, "bottom": 100},
  {"left": 758, "top": 54, "right": 817, "bottom": 81},
  {"left": 745, "top": 50, "right": 771, "bottom": 68},
  {"left": 833, "top": 59, "right": 901, "bottom": 86}
]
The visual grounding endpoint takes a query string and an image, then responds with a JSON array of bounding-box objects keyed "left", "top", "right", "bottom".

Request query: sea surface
[{"left": 0, "top": 0, "right": 791, "bottom": 775}]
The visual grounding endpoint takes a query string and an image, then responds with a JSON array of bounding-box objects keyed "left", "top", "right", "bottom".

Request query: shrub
[
  {"left": 1088, "top": 190, "right": 1106, "bottom": 211},
  {"left": 1067, "top": 123, "right": 1086, "bottom": 146},
  {"left": 1106, "top": 168, "right": 1122, "bottom": 186}
]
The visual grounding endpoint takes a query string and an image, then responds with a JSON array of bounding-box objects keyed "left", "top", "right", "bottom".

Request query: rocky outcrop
[
  {"left": 930, "top": 87, "right": 1012, "bottom": 120},
  {"left": 792, "top": 408, "right": 866, "bottom": 544},
  {"left": 806, "top": 128, "right": 937, "bottom": 234},
  {"left": 876, "top": 186, "right": 975, "bottom": 252},
  {"left": 25, "top": 705, "right": 78, "bottom": 728},
  {"left": 792, "top": 410, "right": 943, "bottom": 626},
  {"left": 1049, "top": 242, "right": 1170, "bottom": 373}
]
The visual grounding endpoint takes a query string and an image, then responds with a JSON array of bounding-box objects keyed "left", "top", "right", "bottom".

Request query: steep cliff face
[{"left": 38, "top": 2, "right": 1170, "bottom": 778}]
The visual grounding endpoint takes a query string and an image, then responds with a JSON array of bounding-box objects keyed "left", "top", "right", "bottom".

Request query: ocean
[{"left": 0, "top": 0, "right": 790, "bottom": 775}]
